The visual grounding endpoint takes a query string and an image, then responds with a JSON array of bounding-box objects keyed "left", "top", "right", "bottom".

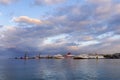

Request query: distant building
[
  {"left": 73, "top": 54, "right": 104, "bottom": 59},
  {"left": 64, "top": 52, "right": 75, "bottom": 58}
]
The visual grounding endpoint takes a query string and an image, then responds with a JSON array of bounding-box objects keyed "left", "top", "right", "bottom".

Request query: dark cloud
[{"left": 0, "top": 25, "right": 3, "bottom": 28}]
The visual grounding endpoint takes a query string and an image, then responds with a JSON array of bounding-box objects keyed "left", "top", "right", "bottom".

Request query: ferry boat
[
  {"left": 73, "top": 54, "right": 89, "bottom": 59},
  {"left": 53, "top": 54, "right": 64, "bottom": 59}
]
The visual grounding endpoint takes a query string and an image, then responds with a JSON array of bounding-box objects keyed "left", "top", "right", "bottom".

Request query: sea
[{"left": 0, "top": 59, "right": 120, "bottom": 80}]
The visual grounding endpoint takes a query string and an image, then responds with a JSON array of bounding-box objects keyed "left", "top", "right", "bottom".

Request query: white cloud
[
  {"left": 0, "top": 26, "right": 16, "bottom": 32},
  {"left": 105, "top": 35, "right": 120, "bottom": 42},
  {"left": 13, "top": 16, "right": 42, "bottom": 25},
  {"left": 67, "top": 46, "right": 79, "bottom": 51},
  {"left": 95, "top": 4, "right": 112, "bottom": 15},
  {"left": 83, "top": 36, "right": 94, "bottom": 41},
  {"left": 87, "top": 0, "right": 112, "bottom": 4},
  {"left": 114, "top": 4, "right": 120, "bottom": 14},
  {"left": 34, "top": 0, "right": 66, "bottom": 5},
  {"left": 0, "top": 0, "right": 17, "bottom": 5}
]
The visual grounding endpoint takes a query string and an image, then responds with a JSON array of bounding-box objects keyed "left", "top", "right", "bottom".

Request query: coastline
[{"left": 14, "top": 53, "right": 120, "bottom": 60}]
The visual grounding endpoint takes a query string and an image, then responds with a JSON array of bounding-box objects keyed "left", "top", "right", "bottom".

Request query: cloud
[
  {"left": 0, "top": 25, "right": 43, "bottom": 50},
  {"left": 13, "top": 16, "right": 43, "bottom": 25},
  {"left": 34, "top": 0, "right": 66, "bottom": 5},
  {"left": 95, "top": 4, "right": 112, "bottom": 19},
  {"left": 0, "top": 25, "right": 3, "bottom": 27},
  {"left": 0, "top": 0, "right": 17, "bottom": 5},
  {"left": 114, "top": 4, "right": 120, "bottom": 14},
  {"left": 87, "top": 0, "right": 112, "bottom": 4},
  {"left": 82, "top": 36, "right": 94, "bottom": 41},
  {"left": 1, "top": 0, "right": 120, "bottom": 55}
]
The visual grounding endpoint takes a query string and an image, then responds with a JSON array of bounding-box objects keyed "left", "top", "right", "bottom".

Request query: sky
[{"left": 0, "top": 0, "right": 120, "bottom": 57}]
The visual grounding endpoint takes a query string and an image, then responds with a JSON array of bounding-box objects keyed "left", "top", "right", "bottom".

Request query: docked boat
[
  {"left": 73, "top": 54, "right": 89, "bottom": 59},
  {"left": 53, "top": 54, "right": 64, "bottom": 59},
  {"left": 64, "top": 52, "right": 75, "bottom": 58}
]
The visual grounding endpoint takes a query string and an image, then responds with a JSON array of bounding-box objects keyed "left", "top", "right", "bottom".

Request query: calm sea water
[{"left": 0, "top": 59, "right": 120, "bottom": 80}]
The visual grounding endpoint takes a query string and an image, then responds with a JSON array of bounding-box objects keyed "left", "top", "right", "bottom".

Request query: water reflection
[{"left": 0, "top": 59, "right": 120, "bottom": 80}]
